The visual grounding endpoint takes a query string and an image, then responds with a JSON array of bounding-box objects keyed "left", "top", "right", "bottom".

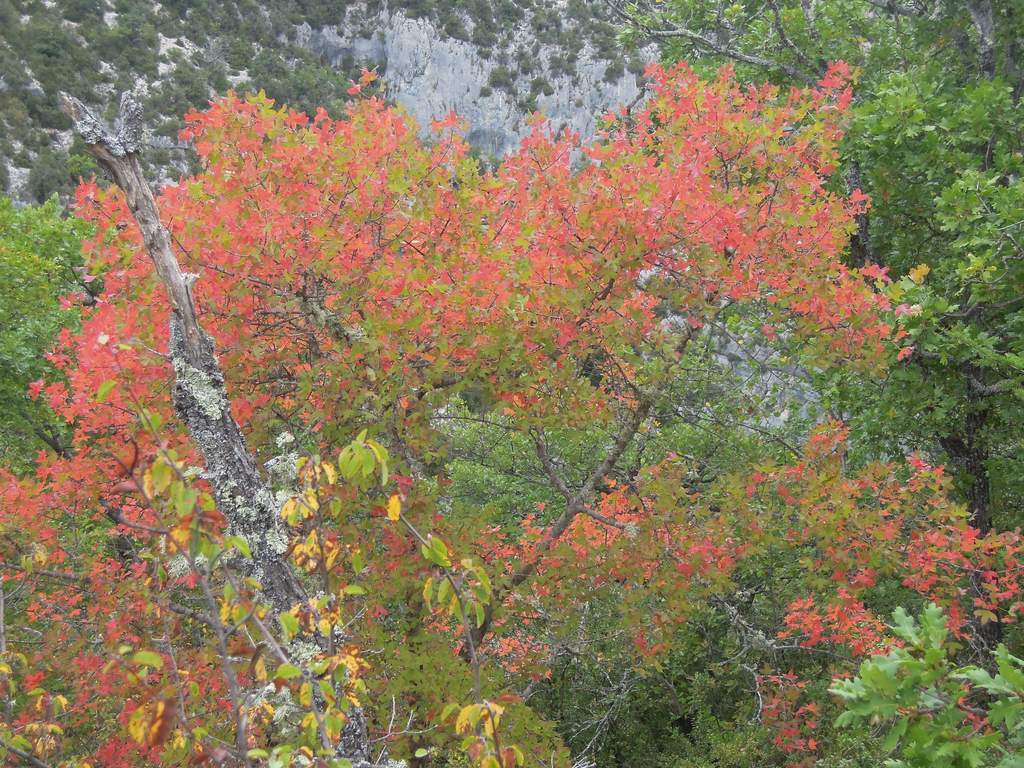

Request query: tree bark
[
  {"left": 967, "top": 0, "right": 998, "bottom": 79},
  {"left": 845, "top": 162, "right": 874, "bottom": 267},
  {"left": 939, "top": 406, "right": 992, "bottom": 534},
  {"left": 61, "top": 89, "right": 304, "bottom": 613}
]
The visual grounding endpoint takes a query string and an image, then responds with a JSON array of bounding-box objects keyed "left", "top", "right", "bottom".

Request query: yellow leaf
[
  {"left": 423, "top": 577, "right": 433, "bottom": 609},
  {"left": 128, "top": 707, "right": 147, "bottom": 744},
  {"left": 909, "top": 263, "right": 930, "bottom": 284},
  {"left": 325, "top": 547, "right": 340, "bottom": 571},
  {"left": 387, "top": 494, "right": 401, "bottom": 522},
  {"left": 455, "top": 704, "right": 477, "bottom": 734},
  {"left": 281, "top": 498, "right": 297, "bottom": 521},
  {"left": 303, "top": 489, "right": 320, "bottom": 512}
]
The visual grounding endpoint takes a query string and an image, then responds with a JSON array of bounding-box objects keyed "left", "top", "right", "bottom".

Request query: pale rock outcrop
[{"left": 294, "top": 9, "right": 652, "bottom": 157}]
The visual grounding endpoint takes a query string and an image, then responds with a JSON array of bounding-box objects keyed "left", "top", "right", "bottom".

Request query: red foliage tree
[{"left": 2, "top": 63, "right": 1015, "bottom": 768}]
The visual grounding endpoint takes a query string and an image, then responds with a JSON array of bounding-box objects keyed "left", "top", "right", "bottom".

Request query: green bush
[
  {"left": 832, "top": 605, "right": 1024, "bottom": 768},
  {"left": 27, "top": 148, "right": 73, "bottom": 202}
]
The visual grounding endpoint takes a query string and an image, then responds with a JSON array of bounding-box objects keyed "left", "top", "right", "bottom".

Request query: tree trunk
[
  {"left": 61, "top": 89, "right": 372, "bottom": 764},
  {"left": 939, "top": 407, "right": 992, "bottom": 534},
  {"left": 967, "top": 0, "right": 998, "bottom": 79}
]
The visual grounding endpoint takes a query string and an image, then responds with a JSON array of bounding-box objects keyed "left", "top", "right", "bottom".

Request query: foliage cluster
[{"left": 1, "top": 1, "right": 1024, "bottom": 767}]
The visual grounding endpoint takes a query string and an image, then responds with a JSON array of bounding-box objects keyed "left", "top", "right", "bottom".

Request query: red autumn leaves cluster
[{"left": 1, "top": 60, "right": 1012, "bottom": 767}]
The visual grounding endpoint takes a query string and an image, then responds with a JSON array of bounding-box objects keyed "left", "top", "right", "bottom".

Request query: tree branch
[
  {"left": 606, "top": 0, "right": 819, "bottom": 84},
  {"left": 61, "top": 89, "right": 374, "bottom": 764},
  {"left": 3, "top": 741, "right": 53, "bottom": 768},
  {"left": 863, "top": 0, "right": 924, "bottom": 18},
  {"left": 472, "top": 399, "right": 652, "bottom": 645},
  {"left": 966, "top": 0, "right": 997, "bottom": 78}
]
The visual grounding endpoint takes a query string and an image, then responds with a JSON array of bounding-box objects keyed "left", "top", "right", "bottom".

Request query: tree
[
  {"left": 0, "top": 196, "right": 91, "bottom": 471},
  {"left": 1, "top": 64, "right": 1017, "bottom": 768},
  {"left": 613, "top": 0, "right": 1024, "bottom": 534}
]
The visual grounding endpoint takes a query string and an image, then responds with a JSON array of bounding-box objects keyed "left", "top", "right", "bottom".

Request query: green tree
[
  {"left": 616, "top": 0, "right": 1024, "bottom": 532},
  {"left": 0, "top": 196, "right": 91, "bottom": 470}
]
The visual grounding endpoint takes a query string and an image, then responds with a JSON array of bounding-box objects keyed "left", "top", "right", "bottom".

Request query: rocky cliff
[
  {"left": 295, "top": 8, "right": 650, "bottom": 159},
  {"left": 0, "top": 1, "right": 651, "bottom": 203}
]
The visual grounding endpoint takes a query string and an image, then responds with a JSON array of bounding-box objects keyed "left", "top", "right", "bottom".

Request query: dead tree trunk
[
  {"left": 61, "top": 89, "right": 372, "bottom": 766},
  {"left": 61, "top": 89, "right": 304, "bottom": 612}
]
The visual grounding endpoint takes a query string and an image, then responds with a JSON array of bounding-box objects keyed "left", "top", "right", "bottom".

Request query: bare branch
[
  {"left": 766, "top": 0, "right": 825, "bottom": 76},
  {"left": 606, "top": 0, "right": 819, "bottom": 84},
  {"left": 473, "top": 399, "right": 652, "bottom": 645},
  {"left": 2, "top": 740, "right": 53, "bottom": 768},
  {"left": 863, "top": 0, "right": 925, "bottom": 17},
  {"left": 532, "top": 430, "right": 574, "bottom": 502}
]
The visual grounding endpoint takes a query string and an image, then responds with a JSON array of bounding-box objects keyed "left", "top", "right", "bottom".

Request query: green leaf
[
  {"left": 835, "top": 710, "right": 859, "bottom": 728},
  {"left": 437, "top": 577, "right": 451, "bottom": 607},
  {"left": 882, "top": 716, "right": 907, "bottom": 753},
  {"left": 131, "top": 650, "right": 164, "bottom": 669},
  {"left": 9, "top": 735, "right": 32, "bottom": 751},
  {"left": 274, "top": 663, "right": 302, "bottom": 680},
  {"left": 279, "top": 612, "right": 299, "bottom": 642},
  {"left": 224, "top": 535, "right": 252, "bottom": 559},
  {"left": 96, "top": 379, "right": 116, "bottom": 403},
  {"left": 428, "top": 536, "right": 452, "bottom": 568}
]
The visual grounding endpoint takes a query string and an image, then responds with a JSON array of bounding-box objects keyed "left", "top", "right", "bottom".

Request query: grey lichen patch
[
  {"left": 172, "top": 356, "right": 228, "bottom": 421},
  {"left": 269, "top": 686, "right": 298, "bottom": 725},
  {"left": 288, "top": 640, "right": 322, "bottom": 667},
  {"left": 264, "top": 524, "right": 290, "bottom": 556},
  {"left": 167, "top": 552, "right": 208, "bottom": 580},
  {"left": 182, "top": 465, "right": 204, "bottom": 480},
  {"left": 223, "top": 487, "right": 255, "bottom": 522}
]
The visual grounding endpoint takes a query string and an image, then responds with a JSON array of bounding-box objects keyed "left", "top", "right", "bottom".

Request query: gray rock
[{"left": 294, "top": 9, "right": 653, "bottom": 158}]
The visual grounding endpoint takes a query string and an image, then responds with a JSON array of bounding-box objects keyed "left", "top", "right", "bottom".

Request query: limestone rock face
[
  {"left": 2, "top": 1, "right": 654, "bottom": 201},
  {"left": 294, "top": 10, "right": 651, "bottom": 158}
]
